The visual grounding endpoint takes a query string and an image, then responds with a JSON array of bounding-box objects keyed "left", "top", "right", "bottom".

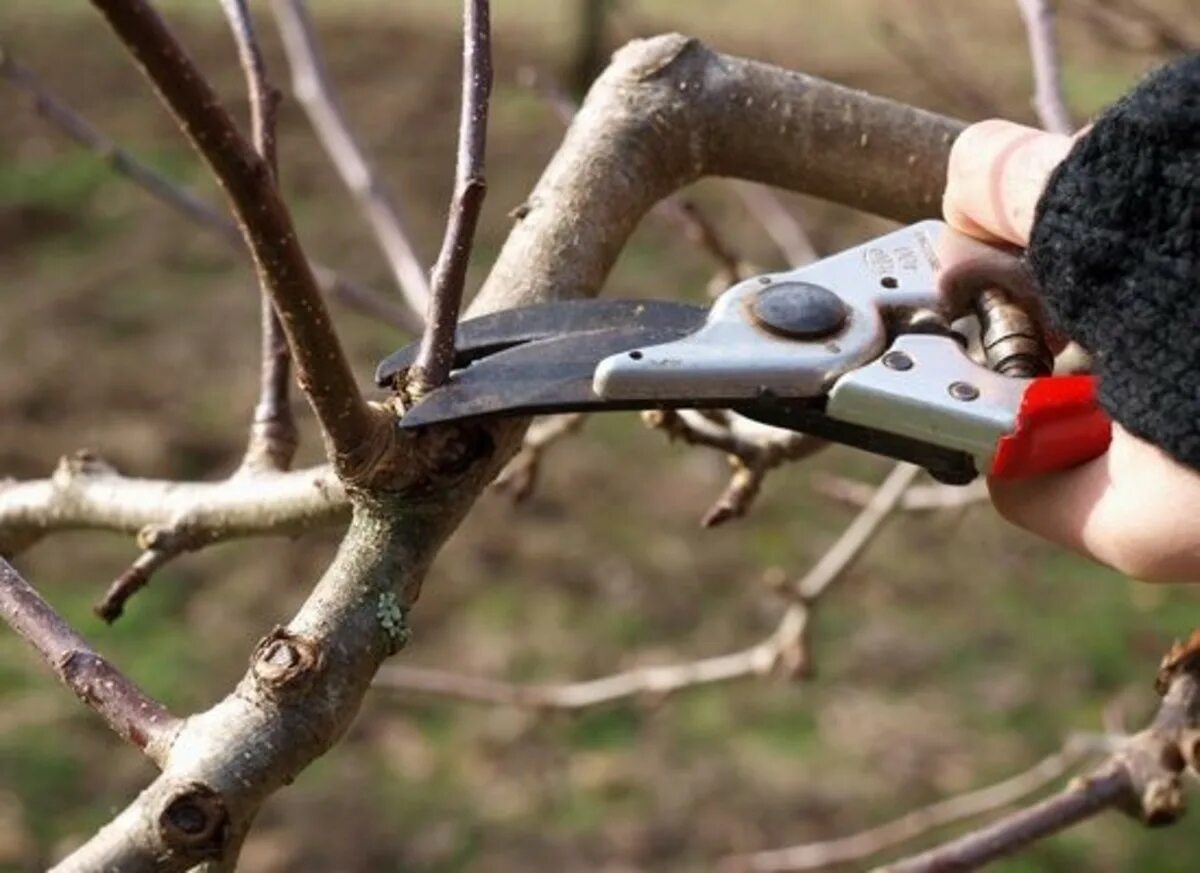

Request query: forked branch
[
  {"left": 87, "top": 0, "right": 383, "bottom": 477},
  {"left": 219, "top": 0, "right": 298, "bottom": 474}
]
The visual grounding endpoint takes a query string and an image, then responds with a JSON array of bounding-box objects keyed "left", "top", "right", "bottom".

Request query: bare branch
[
  {"left": 877, "top": 16, "right": 1001, "bottom": 118},
  {"left": 379, "top": 457, "right": 918, "bottom": 708},
  {"left": 0, "top": 559, "right": 179, "bottom": 765},
  {"left": 270, "top": 0, "right": 431, "bottom": 319},
  {"left": 409, "top": 0, "right": 493, "bottom": 393},
  {"left": 644, "top": 410, "right": 827, "bottom": 526},
  {"left": 219, "top": 0, "right": 299, "bottom": 475},
  {"left": 376, "top": 597, "right": 813, "bottom": 710},
  {"left": 814, "top": 474, "right": 990, "bottom": 512},
  {"left": 797, "top": 462, "right": 921, "bottom": 601},
  {"left": 732, "top": 734, "right": 1112, "bottom": 872},
  {"left": 729, "top": 182, "right": 818, "bottom": 267},
  {"left": 1015, "top": 0, "right": 1075, "bottom": 134},
  {"left": 0, "top": 453, "right": 347, "bottom": 559},
  {"left": 878, "top": 632, "right": 1200, "bottom": 872},
  {"left": 88, "top": 0, "right": 384, "bottom": 476},
  {"left": 492, "top": 413, "right": 587, "bottom": 502},
  {"left": 0, "top": 46, "right": 416, "bottom": 333}
]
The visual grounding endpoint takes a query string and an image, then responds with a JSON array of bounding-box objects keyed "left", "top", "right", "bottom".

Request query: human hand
[{"left": 943, "top": 120, "right": 1200, "bottom": 582}]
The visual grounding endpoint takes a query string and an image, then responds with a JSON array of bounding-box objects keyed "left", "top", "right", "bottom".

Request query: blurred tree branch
[
  {"left": 270, "top": 0, "right": 432, "bottom": 321},
  {"left": 0, "top": 45, "right": 418, "bottom": 332}
]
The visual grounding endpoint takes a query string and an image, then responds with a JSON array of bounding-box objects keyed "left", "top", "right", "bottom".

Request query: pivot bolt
[
  {"left": 882, "top": 351, "right": 914, "bottom": 371},
  {"left": 750, "top": 282, "right": 848, "bottom": 340}
]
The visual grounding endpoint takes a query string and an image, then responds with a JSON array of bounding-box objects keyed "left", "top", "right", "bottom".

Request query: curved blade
[
  {"left": 375, "top": 299, "right": 705, "bottom": 387},
  {"left": 400, "top": 320, "right": 707, "bottom": 428}
]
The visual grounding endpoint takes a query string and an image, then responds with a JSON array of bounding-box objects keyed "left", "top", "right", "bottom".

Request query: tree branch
[
  {"left": 269, "top": 0, "right": 431, "bottom": 320},
  {"left": 409, "top": 0, "right": 493, "bottom": 393},
  {"left": 0, "top": 45, "right": 417, "bottom": 333},
  {"left": 87, "top": 0, "right": 384, "bottom": 477},
  {"left": 731, "top": 734, "right": 1113, "bottom": 872},
  {"left": 52, "top": 33, "right": 965, "bottom": 869},
  {"left": 1015, "top": 0, "right": 1074, "bottom": 134},
  {"left": 877, "top": 632, "right": 1200, "bottom": 872},
  {"left": 0, "top": 453, "right": 346, "bottom": 559},
  {"left": 0, "top": 559, "right": 179, "bottom": 765},
  {"left": 219, "top": 0, "right": 299, "bottom": 475}
]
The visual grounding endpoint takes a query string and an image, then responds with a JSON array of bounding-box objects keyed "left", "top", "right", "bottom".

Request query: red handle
[{"left": 990, "top": 376, "right": 1111, "bottom": 479}]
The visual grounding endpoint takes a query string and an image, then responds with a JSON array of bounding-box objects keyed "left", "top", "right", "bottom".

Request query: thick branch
[
  {"left": 0, "top": 454, "right": 346, "bottom": 557},
  {"left": 88, "top": 0, "right": 383, "bottom": 475},
  {"left": 478, "top": 35, "right": 960, "bottom": 314},
  {"left": 410, "top": 0, "right": 493, "bottom": 393},
  {"left": 270, "top": 0, "right": 431, "bottom": 319},
  {"left": 0, "top": 559, "right": 179, "bottom": 765}
]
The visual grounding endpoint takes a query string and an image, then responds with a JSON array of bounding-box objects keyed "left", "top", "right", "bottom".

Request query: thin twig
[
  {"left": 378, "top": 460, "right": 914, "bottom": 707},
  {"left": 1014, "top": 0, "right": 1074, "bottom": 134},
  {"left": 220, "top": 0, "right": 298, "bottom": 475},
  {"left": 877, "top": 15, "right": 1000, "bottom": 118},
  {"left": 409, "top": 0, "right": 493, "bottom": 394},
  {"left": 796, "top": 463, "right": 921, "bottom": 601},
  {"left": 729, "top": 182, "right": 818, "bottom": 267},
  {"left": 95, "top": 525, "right": 208, "bottom": 623},
  {"left": 0, "top": 558, "right": 179, "bottom": 765},
  {"left": 89, "top": 0, "right": 383, "bottom": 478},
  {"left": 492, "top": 413, "right": 587, "bottom": 502},
  {"left": 270, "top": 0, "right": 431, "bottom": 319},
  {"left": 644, "top": 410, "right": 826, "bottom": 527},
  {"left": 813, "top": 474, "right": 990, "bottom": 512},
  {"left": 878, "top": 632, "right": 1200, "bottom": 872},
  {"left": 0, "top": 45, "right": 417, "bottom": 333},
  {"left": 732, "top": 734, "right": 1112, "bottom": 872}
]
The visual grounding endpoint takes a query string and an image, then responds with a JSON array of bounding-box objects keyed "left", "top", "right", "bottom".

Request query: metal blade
[
  {"left": 399, "top": 321, "right": 711, "bottom": 428},
  {"left": 375, "top": 299, "right": 706, "bottom": 387}
]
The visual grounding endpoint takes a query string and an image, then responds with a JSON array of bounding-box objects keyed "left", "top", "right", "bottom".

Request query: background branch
[
  {"left": 1015, "top": 0, "right": 1075, "bottom": 133},
  {"left": 409, "top": 0, "right": 493, "bottom": 393},
  {"left": 0, "top": 558, "right": 179, "bottom": 765},
  {"left": 733, "top": 733, "right": 1113, "bottom": 872},
  {"left": 220, "top": 0, "right": 299, "bottom": 474},
  {"left": 879, "top": 633, "right": 1200, "bottom": 872},
  {"left": 270, "top": 0, "right": 431, "bottom": 321},
  {"left": 0, "top": 45, "right": 417, "bottom": 332}
]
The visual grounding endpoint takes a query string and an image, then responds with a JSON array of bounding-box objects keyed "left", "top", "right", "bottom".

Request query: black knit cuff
[{"left": 1027, "top": 53, "right": 1200, "bottom": 470}]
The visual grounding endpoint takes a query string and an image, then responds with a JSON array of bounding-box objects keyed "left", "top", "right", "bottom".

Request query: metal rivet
[
  {"left": 759, "top": 276, "right": 772, "bottom": 285},
  {"left": 750, "top": 282, "right": 848, "bottom": 340},
  {"left": 948, "top": 381, "right": 980, "bottom": 401},
  {"left": 882, "top": 351, "right": 913, "bottom": 371}
]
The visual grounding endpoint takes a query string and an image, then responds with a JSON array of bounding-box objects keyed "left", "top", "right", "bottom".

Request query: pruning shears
[{"left": 377, "top": 221, "right": 1112, "bottom": 485}]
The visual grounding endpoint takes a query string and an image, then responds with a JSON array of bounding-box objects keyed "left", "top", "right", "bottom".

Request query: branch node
[
  {"left": 158, "top": 783, "right": 229, "bottom": 859},
  {"left": 252, "top": 626, "right": 324, "bottom": 694}
]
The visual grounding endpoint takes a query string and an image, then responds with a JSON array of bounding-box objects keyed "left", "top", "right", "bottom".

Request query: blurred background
[{"left": 1, "top": 0, "right": 1198, "bottom": 870}]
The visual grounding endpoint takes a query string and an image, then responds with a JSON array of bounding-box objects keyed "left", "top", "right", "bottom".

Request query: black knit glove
[{"left": 1027, "top": 53, "right": 1200, "bottom": 470}]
